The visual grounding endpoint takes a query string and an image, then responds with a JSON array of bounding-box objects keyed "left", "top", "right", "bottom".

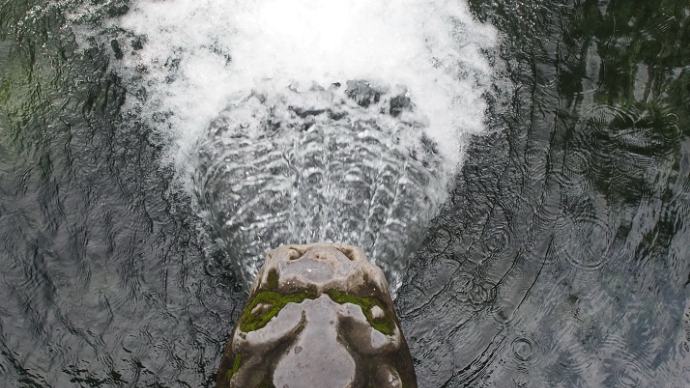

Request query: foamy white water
[
  {"left": 94, "top": 0, "right": 498, "bottom": 291},
  {"left": 111, "top": 0, "right": 496, "bottom": 166}
]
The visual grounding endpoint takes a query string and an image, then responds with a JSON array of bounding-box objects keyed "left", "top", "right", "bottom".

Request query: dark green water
[{"left": 1, "top": 0, "right": 689, "bottom": 387}]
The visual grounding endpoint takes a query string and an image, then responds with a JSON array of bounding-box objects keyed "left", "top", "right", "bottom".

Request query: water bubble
[
  {"left": 615, "top": 361, "right": 642, "bottom": 387},
  {"left": 511, "top": 337, "right": 534, "bottom": 362},
  {"left": 556, "top": 193, "right": 613, "bottom": 271},
  {"left": 484, "top": 225, "right": 510, "bottom": 254},
  {"left": 468, "top": 280, "right": 496, "bottom": 307}
]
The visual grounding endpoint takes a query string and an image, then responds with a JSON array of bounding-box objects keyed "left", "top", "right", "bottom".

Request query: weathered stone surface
[{"left": 217, "top": 243, "right": 417, "bottom": 388}]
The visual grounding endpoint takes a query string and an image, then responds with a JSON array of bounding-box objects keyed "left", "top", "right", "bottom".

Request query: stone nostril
[
  {"left": 288, "top": 249, "right": 304, "bottom": 261},
  {"left": 337, "top": 247, "right": 356, "bottom": 261}
]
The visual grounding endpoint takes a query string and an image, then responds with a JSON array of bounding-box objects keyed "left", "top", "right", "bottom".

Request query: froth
[{"left": 110, "top": 0, "right": 497, "bottom": 171}]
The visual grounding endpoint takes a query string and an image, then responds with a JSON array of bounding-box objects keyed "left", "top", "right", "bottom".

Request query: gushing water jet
[{"left": 195, "top": 81, "right": 447, "bottom": 295}]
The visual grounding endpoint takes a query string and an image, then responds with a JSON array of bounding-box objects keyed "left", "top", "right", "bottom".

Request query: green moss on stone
[
  {"left": 239, "top": 289, "right": 317, "bottom": 332},
  {"left": 265, "top": 269, "right": 279, "bottom": 291},
  {"left": 0, "top": 77, "right": 9, "bottom": 105},
  {"left": 326, "top": 290, "right": 395, "bottom": 336},
  {"left": 238, "top": 283, "right": 397, "bottom": 335},
  {"left": 224, "top": 354, "right": 242, "bottom": 382}
]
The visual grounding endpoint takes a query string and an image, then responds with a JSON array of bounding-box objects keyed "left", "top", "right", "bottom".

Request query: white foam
[{"left": 108, "top": 0, "right": 497, "bottom": 174}]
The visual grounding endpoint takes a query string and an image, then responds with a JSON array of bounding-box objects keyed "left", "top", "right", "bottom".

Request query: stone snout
[{"left": 216, "top": 243, "right": 417, "bottom": 388}]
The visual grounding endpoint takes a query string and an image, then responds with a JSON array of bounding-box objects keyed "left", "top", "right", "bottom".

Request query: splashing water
[{"left": 102, "top": 0, "right": 497, "bottom": 292}]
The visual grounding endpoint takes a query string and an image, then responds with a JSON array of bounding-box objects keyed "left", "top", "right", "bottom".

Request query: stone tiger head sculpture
[{"left": 217, "top": 243, "right": 417, "bottom": 388}]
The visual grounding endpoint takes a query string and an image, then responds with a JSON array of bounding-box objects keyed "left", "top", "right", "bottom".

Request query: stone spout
[{"left": 216, "top": 243, "right": 417, "bottom": 388}]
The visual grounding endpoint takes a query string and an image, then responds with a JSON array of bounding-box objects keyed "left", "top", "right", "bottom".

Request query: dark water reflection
[
  {"left": 401, "top": 0, "right": 690, "bottom": 386},
  {"left": 1, "top": 0, "right": 690, "bottom": 387}
]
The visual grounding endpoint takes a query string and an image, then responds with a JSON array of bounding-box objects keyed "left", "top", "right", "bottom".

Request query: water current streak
[{"left": 196, "top": 82, "right": 445, "bottom": 293}]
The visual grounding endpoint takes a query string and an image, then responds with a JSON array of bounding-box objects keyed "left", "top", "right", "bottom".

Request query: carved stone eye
[
  {"left": 239, "top": 290, "right": 316, "bottom": 332},
  {"left": 250, "top": 302, "right": 272, "bottom": 316},
  {"left": 326, "top": 289, "right": 395, "bottom": 335},
  {"left": 370, "top": 305, "right": 385, "bottom": 320}
]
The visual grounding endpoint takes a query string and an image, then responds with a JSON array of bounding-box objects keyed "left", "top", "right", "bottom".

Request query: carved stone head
[{"left": 217, "top": 243, "right": 417, "bottom": 387}]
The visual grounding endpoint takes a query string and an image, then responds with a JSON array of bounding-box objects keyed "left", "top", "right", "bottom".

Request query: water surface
[{"left": 1, "top": 0, "right": 689, "bottom": 387}]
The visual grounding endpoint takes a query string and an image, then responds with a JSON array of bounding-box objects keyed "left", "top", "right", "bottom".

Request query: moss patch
[
  {"left": 239, "top": 289, "right": 317, "bottom": 332},
  {"left": 224, "top": 354, "right": 242, "bottom": 382},
  {"left": 239, "top": 280, "right": 397, "bottom": 335},
  {"left": 326, "top": 290, "right": 395, "bottom": 336},
  {"left": 265, "top": 269, "right": 279, "bottom": 291}
]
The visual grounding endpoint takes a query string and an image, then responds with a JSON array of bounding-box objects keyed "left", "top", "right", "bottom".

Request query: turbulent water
[
  {"left": 1, "top": 0, "right": 690, "bottom": 387},
  {"left": 194, "top": 84, "right": 448, "bottom": 292},
  {"left": 88, "top": 0, "right": 499, "bottom": 291}
]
